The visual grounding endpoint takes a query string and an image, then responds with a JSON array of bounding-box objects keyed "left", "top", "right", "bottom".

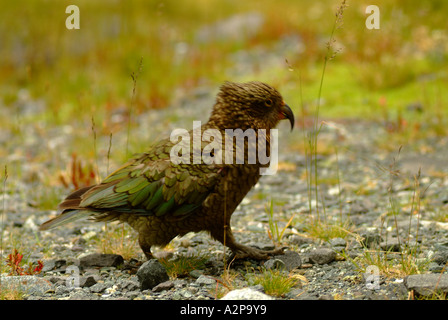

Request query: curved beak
[{"left": 279, "top": 104, "right": 295, "bottom": 131}]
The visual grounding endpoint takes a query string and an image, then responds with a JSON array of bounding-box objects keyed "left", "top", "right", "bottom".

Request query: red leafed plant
[
  {"left": 5, "top": 249, "right": 44, "bottom": 276},
  {"left": 58, "top": 153, "right": 97, "bottom": 190}
]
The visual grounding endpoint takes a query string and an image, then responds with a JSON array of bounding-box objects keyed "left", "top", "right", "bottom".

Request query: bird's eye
[{"left": 265, "top": 99, "right": 273, "bottom": 107}]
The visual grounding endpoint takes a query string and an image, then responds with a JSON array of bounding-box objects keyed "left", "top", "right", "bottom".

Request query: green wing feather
[{"left": 79, "top": 138, "right": 223, "bottom": 218}]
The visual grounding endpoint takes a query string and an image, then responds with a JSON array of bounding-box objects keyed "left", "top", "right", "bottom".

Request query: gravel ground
[
  {"left": 1, "top": 24, "right": 448, "bottom": 302},
  {"left": 2, "top": 87, "right": 448, "bottom": 302}
]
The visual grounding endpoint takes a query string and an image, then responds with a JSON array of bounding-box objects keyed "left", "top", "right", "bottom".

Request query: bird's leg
[
  {"left": 211, "top": 225, "right": 284, "bottom": 260},
  {"left": 138, "top": 234, "right": 154, "bottom": 260}
]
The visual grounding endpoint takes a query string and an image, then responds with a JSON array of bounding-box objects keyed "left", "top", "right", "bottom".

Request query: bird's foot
[{"left": 232, "top": 244, "right": 285, "bottom": 260}]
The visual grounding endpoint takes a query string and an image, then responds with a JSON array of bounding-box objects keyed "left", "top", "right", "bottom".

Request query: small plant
[
  {"left": 212, "top": 268, "right": 240, "bottom": 299},
  {"left": 248, "top": 268, "right": 305, "bottom": 298},
  {"left": 4, "top": 249, "right": 43, "bottom": 276},
  {"left": 159, "top": 254, "right": 208, "bottom": 278},
  {"left": 96, "top": 223, "right": 140, "bottom": 260},
  {"left": 303, "top": 215, "right": 354, "bottom": 242},
  {"left": 347, "top": 150, "right": 430, "bottom": 279},
  {"left": 126, "top": 57, "right": 143, "bottom": 158},
  {"left": 0, "top": 286, "right": 26, "bottom": 300},
  {"left": 266, "top": 199, "right": 295, "bottom": 247},
  {"left": 59, "top": 153, "right": 97, "bottom": 190}
]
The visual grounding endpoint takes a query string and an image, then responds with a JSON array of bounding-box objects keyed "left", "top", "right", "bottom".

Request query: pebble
[
  {"left": 309, "top": 248, "right": 336, "bottom": 265},
  {"left": 79, "top": 253, "right": 124, "bottom": 268},
  {"left": 265, "top": 251, "right": 302, "bottom": 271},
  {"left": 195, "top": 275, "right": 216, "bottom": 286},
  {"left": 0, "top": 276, "right": 53, "bottom": 297},
  {"left": 136, "top": 259, "right": 170, "bottom": 290},
  {"left": 221, "top": 288, "right": 274, "bottom": 300},
  {"left": 152, "top": 280, "right": 175, "bottom": 293},
  {"left": 405, "top": 274, "right": 448, "bottom": 297}
]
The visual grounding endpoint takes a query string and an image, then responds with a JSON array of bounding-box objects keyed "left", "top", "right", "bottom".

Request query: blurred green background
[{"left": 0, "top": 0, "right": 447, "bottom": 203}]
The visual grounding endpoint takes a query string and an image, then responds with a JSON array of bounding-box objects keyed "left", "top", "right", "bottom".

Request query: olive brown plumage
[{"left": 40, "top": 81, "right": 295, "bottom": 260}]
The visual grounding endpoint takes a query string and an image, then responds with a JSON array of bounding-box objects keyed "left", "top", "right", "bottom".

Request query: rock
[
  {"left": 405, "top": 274, "right": 448, "bottom": 296},
  {"left": 118, "top": 280, "right": 140, "bottom": 291},
  {"left": 432, "top": 250, "right": 448, "bottom": 265},
  {"left": 428, "top": 262, "right": 444, "bottom": 273},
  {"left": 329, "top": 238, "right": 347, "bottom": 251},
  {"left": 152, "top": 280, "right": 175, "bottom": 293},
  {"left": 42, "top": 259, "right": 66, "bottom": 272},
  {"left": 286, "top": 288, "right": 318, "bottom": 300},
  {"left": 89, "top": 282, "right": 108, "bottom": 293},
  {"left": 287, "top": 235, "right": 314, "bottom": 247},
  {"left": 266, "top": 251, "right": 302, "bottom": 271},
  {"left": 309, "top": 248, "right": 336, "bottom": 265},
  {"left": 195, "top": 275, "right": 216, "bottom": 286},
  {"left": 221, "top": 288, "right": 274, "bottom": 300},
  {"left": 189, "top": 269, "right": 204, "bottom": 279},
  {"left": 136, "top": 259, "right": 169, "bottom": 290},
  {"left": 68, "top": 288, "right": 99, "bottom": 300},
  {"left": 79, "top": 253, "right": 124, "bottom": 268},
  {"left": 79, "top": 275, "right": 97, "bottom": 288},
  {"left": 124, "top": 291, "right": 140, "bottom": 299},
  {"left": 359, "top": 231, "right": 382, "bottom": 248},
  {"left": 0, "top": 275, "right": 53, "bottom": 296},
  {"left": 380, "top": 238, "right": 401, "bottom": 252},
  {"left": 349, "top": 201, "right": 369, "bottom": 214},
  {"left": 264, "top": 259, "right": 286, "bottom": 271}
]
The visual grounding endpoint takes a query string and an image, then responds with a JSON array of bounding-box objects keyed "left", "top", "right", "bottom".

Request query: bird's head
[{"left": 209, "top": 81, "right": 294, "bottom": 132}]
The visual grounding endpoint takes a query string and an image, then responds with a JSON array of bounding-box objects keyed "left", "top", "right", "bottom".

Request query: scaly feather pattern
[{"left": 40, "top": 81, "right": 295, "bottom": 260}]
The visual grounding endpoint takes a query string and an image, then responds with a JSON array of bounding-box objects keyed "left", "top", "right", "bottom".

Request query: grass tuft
[
  {"left": 96, "top": 223, "right": 141, "bottom": 260},
  {"left": 159, "top": 254, "right": 209, "bottom": 279}
]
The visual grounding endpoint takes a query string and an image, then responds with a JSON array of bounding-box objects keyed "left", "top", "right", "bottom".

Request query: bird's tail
[
  {"left": 39, "top": 185, "right": 94, "bottom": 231},
  {"left": 39, "top": 209, "right": 92, "bottom": 230}
]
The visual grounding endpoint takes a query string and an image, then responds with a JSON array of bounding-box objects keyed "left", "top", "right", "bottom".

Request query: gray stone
[
  {"left": 428, "top": 262, "right": 444, "bottom": 273},
  {"left": 432, "top": 250, "right": 448, "bottom": 265},
  {"left": 286, "top": 288, "right": 318, "bottom": 300},
  {"left": 41, "top": 259, "right": 56, "bottom": 272},
  {"left": 68, "top": 288, "right": 98, "bottom": 300},
  {"left": 136, "top": 259, "right": 169, "bottom": 290},
  {"left": 79, "top": 275, "right": 97, "bottom": 288},
  {"left": 189, "top": 269, "right": 204, "bottom": 279},
  {"left": 359, "top": 231, "right": 382, "bottom": 249},
  {"left": 380, "top": 238, "right": 401, "bottom": 252},
  {"left": 124, "top": 291, "right": 140, "bottom": 299},
  {"left": 329, "top": 237, "right": 347, "bottom": 251},
  {"left": 55, "top": 284, "right": 70, "bottom": 295},
  {"left": 89, "top": 282, "right": 108, "bottom": 293},
  {"left": 221, "top": 288, "right": 274, "bottom": 300},
  {"left": 288, "top": 235, "right": 314, "bottom": 246},
  {"left": 118, "top": 280, "right": 140, "bottom": 291},
  {"left": 271, "top": 251, "right": 302, "bottom": 270},
  {"left": 79, "top": 253, "right": 124, "bottom": 268},
  {"left": 264, "top": 258, "right": 286, "bottom": 271},
  {"left": 195, "top": 275, "right": 216, "bottom": 286},
  {"left": 405, "top": 274, "right": 448, "bottom": 296},
  {"left": 152, "top": 280, "right": 175, "bottom": 292},
  {"left": 0, "top": 275, "right": 53, "bottom": 296},
  {"left": 309, "top": 248, "right": 336, "bottom": 265}
]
